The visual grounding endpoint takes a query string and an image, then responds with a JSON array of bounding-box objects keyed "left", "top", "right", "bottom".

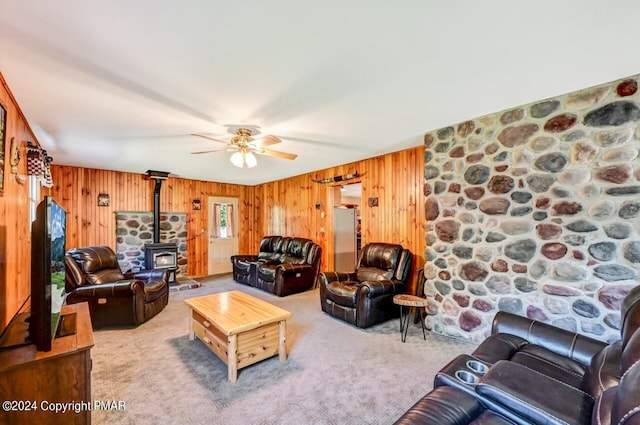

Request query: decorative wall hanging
[
  {"left": 368, "top": 197, "right": 379, "bottom": 207},
  {"left": 9, "top": 138, "right": 26, "bottom": 185},
  {"left": 0, "top": 102, "right": 6, "bottom": 196},
  {"left": 192, "top": 199, "right": 201, "bottom": 210},
  {"left": 26, "top": 142, "right": 54, "bottom": 188},
  {"left": 98, "top": 193, "right": 110, "bottom": 206},
  {"left": 311, "top": 170, "right": 364, "bottom": 184},
  {"left": 10, "top": 137, "right": 20, "bottom": 174}
]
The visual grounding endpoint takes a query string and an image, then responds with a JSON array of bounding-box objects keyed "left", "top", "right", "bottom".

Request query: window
[{"left": 212, "top": 203, "right": 235, "bottom": 238}]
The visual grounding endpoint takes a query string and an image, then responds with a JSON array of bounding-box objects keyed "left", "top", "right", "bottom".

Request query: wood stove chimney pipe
[{"left": 146, "top": 170, "right": 170, "bottom": 244}]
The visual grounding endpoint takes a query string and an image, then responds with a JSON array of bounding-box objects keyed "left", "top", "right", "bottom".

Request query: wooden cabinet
[{"left": 0, "top": 303, "right": 94, "bottom": 425}]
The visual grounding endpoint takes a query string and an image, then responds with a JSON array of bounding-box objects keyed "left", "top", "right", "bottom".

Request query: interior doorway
[
  {"left": 208, "top": 196, "right": 239, "bottom": 275},
  {"left": 333, "top": 183, "right": 361, "bottom": 272}
]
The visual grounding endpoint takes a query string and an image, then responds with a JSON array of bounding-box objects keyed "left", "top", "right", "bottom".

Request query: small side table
[{"left": 393, "top": 294, "right": 430, "bottom": 342}]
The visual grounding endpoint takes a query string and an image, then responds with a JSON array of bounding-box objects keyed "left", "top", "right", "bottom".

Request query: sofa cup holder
[
  {"left": 466, "top": 360, "right": 488, "bottom": 374},
  {"left": 455, "top": 370, "right": 479, "bottom": 385}
]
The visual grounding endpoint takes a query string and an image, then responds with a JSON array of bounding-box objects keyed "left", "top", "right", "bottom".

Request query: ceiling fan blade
[
  {"left": 191, "top": 133, "right": 229, "bottom": 144},
  {"left": 255, "top": 148, "right": 297, "bottom": 160},
  {"left": 251, "top": 135, "right": 281, "bottom": 148},
  {"left": 190, "top": 149, "right": 227, "bottom": 154}
]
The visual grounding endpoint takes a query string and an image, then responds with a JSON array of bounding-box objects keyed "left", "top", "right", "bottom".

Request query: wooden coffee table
[{"left": 184, "top": 290, "right": 292, "bottom": 382}]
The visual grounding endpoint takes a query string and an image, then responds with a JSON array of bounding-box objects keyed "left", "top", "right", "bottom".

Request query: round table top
[{"left": 393, "top": 294, "right": 431, "bottom": 307}]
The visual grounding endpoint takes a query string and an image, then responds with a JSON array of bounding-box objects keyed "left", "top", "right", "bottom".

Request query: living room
[{"left": 2, "top": 2, "right": 640, "bottom": 425}]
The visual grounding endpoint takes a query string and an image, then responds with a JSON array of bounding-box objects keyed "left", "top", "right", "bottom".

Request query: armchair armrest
[
  {"left": 361, "top": 279, "right": 405, "bottom": 297},
  {"left": 319, "top": 271, "right": 356, "bottom": 285},
  {"left": 491, "top": 311, "right": 607, "bottom": 366},
  {"left": 124, "top": 269, "right": 168, "bottom": 283},
  {"left": 70, "top": 280, "right": 143, "bottom": 297},
  {"left": 230, "top": 254, "right": 259, "bottom": 263}
]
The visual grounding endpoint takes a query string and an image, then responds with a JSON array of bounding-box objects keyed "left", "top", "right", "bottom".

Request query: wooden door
[{"left": 208, "top": 196, "right": 239, "bottom": 274}]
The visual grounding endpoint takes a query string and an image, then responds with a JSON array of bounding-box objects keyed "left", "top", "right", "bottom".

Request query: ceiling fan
[{"left": 190, "top": 128, "right": 297, "bottom": 168}]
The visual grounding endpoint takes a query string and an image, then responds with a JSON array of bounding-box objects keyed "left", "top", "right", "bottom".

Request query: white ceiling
[{"left": 1, "top": 1, "right": 639, "bottom": 185}]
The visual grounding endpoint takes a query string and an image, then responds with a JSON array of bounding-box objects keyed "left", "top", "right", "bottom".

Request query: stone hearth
[{"left": 115, "top": 211, "right": 188, "bottom": 277}]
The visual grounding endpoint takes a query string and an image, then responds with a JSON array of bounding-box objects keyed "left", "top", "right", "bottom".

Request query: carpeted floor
[{"left": 91, "top": 275, "right": 475, "bottom": 425}]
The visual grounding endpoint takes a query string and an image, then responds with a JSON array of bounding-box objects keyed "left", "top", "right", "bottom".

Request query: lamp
[{"left": 230, "top": 149, "right": 257, "bottom": 168}]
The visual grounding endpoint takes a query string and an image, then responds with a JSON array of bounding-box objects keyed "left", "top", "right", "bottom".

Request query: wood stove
[{"left": 145, "top": 242, "right": 178, "bottom": 284}]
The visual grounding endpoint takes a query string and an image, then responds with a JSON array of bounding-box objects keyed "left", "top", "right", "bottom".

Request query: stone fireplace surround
[
  {"left": 424, "top": 74, "right": 640, "bottom": 343},
  {"left": 115, "top": 211, "right": 188, "bottom": 278}
]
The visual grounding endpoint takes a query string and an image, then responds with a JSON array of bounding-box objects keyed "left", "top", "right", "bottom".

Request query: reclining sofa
[
  {"left": 231, "top": 236, "right": 322, "bottom": 297},
  {"left": 394, "top": 285, "right": 640, "bottom": 425},
  {"left": 65, "top": 246, "right": 169, "bottom": 328}
]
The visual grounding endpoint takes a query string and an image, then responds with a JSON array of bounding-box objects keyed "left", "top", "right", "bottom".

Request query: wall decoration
[
  {"left": 0, "top": 102, "right": 6, "bottom": 196},
  {"left": 368, "top": 197, "right": 378, "bottom": 207},
  {"left": 312, "top": 170, "right": 364, "bottom": 184},
  {"left": 10, "top": 138, "right": 26, "bottom": 185},
  {"left": 97, "top": 193, "right": 110, "bottom": 206},
  {"left": 9, "top": 137, "right": 20, "bottom": 174},
  {"left": 26, "top": 142, "right": 54, "bottom": 187},
  {"left": 192, "top": 199, "right": 201, "bottom": 210}
]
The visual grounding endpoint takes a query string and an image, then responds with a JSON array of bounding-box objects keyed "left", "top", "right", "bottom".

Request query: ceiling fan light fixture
[
  {"left": 245, "top": 151, "right": 257, "bottom": 168},
  {"left": 230, "top": 150, "right": 257, "bottom": 168}
]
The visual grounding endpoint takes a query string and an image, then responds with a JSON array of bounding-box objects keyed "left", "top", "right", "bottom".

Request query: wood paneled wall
[
  {"left": 50, "top": 146, "right": 426, "bottom": 281},
  {"left": 49, "top": 166, "right": 256, "bottom": 277},
  {"left": 0, "top": 73, "right": 40, "bottom": 329},
  {"left": 254, "top": 146, "right": 426, "bottom": 276}
]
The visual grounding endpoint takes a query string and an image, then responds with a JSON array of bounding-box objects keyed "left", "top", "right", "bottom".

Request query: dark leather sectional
[
  {"left": 230, "top": 236, "right": 322, "bottom": 297},
  {"left": 394, "top": 285, "right": 640, "bottom": 425}
]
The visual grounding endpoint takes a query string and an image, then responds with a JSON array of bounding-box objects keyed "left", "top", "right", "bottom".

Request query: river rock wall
[{"left": 424, "top": 75, "right": 640, "bottom": 343}]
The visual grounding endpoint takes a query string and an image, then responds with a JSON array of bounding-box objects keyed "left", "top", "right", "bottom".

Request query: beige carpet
[{"left": 91, "top": 275, "right": 475, "bottom": 424}]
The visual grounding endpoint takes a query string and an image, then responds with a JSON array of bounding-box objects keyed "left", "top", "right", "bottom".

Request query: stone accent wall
[
  {"left": 424, "top": 75, "right": 640, "bottom": 343},
  {"left": 115, "top": 211, "right": 188, "bottom": 277}
]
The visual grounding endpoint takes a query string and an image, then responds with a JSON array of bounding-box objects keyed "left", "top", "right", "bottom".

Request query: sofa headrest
[
  {"left": 66, "top": 246, "right": 125, "bottom": 285},
  {"left": 69, "top": 246, "right": 120, "bottom": 273},
  {"left": 275, "top": 237, "right": 291, "bottom": 254},
  {"left": 287, "top": 238, "right": 312, "bottom": 258},
  {"left": 358, "top": 243, "right": 403, "bottom": 271},
  {"left": 259, "top": 236, "right": 282, "bottom": 253}
]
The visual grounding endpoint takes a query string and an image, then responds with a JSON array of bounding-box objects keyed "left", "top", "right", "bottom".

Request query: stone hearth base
[{"left": 169, "top": 278, "right": 201, "bottom": 293}]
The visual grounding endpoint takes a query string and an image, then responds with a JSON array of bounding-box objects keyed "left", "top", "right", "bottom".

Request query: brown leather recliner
[
  {"left": 65, "top": 246, "right": 169, "bottom": 328},
  {"left": 319, "top": 242, "right": 413, "bottom": 328}
]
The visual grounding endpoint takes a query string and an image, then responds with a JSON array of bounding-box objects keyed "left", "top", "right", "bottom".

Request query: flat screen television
[{"left": 29, "top": 196, "right": 67, "bottom": 352}]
